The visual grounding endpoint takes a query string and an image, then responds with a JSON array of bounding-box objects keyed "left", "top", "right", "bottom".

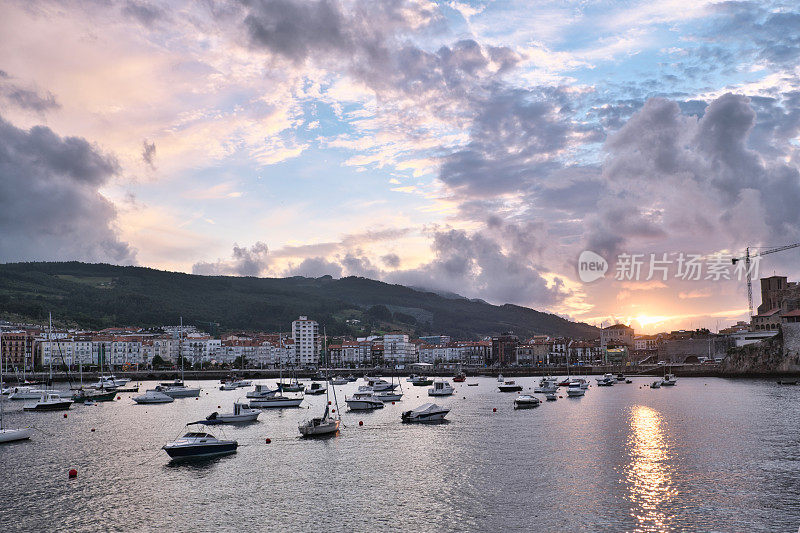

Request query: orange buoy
[
  {"left": 265, "top": 438, "right": 271, "bottom": 444},
  {"left": 359, "top": 421, "right": 363, "bottom": 426},
  {"left": 68, "top": 469, "right": 77, "bottom": 478}
]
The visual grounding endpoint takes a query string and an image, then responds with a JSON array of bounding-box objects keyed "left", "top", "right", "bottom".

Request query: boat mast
[
  {"left": 179, "top": 316, "right": 184, "bottom": 383},
  {"left": 48, "top": 312, "right": 53, "bottom": 387},
  {"left": 1, "top": 328, "right": 4, "bottom": 430}
]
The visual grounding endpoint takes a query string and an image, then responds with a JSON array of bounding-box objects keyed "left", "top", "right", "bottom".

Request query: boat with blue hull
[{"left": 163, "top": 426, "right": 238, "bottom": 460}]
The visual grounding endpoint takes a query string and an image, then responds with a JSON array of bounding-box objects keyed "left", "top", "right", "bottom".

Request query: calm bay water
[{"left": 1, "top": 376, "right": 799, "bottom": 532}]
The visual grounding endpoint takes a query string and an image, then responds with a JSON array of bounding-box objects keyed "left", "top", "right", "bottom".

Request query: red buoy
[
  {"left": 63, "top": 413, "right": 68, "bottom": 418},
  {"left": 328, "top": 401, "right": 331, "bottom": 405},
  {"left": 265, "top": 438, "right": 271, "bottom": 444},
  {"left": 493, "top": 407, "right": 497, "bottom": 412},
  {"left": 195, "top": 397, "right": 198, "bottom": 400},
  {"left": 117, "top": 396, "right": 121, "bottom": 400},
  {"left": 359, "top": 421, "right": 363, "bottom": 426},
  {"left": 217, "top": 406, "right": 221, "bottom": 409},
  {"left": 91, "top": 428, "right": 95, "bottom": 432},
  {"left": 68, "top": 469, "right": 77, "bottom": 479},
  {"left": 391, "top": 401, "right": 395, "bottom": 405},
  {"left": 331, "top": 409, "right": 335, "bottom": 413}
]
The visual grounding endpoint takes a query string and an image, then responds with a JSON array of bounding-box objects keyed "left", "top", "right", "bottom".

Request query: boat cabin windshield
[{"left": 183, "top": 432, "right": 211, "bottom": 438}]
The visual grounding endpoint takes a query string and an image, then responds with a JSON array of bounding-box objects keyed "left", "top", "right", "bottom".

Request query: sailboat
[
  {"left": 155, "top": 317, "right": 200, "bottom": 398},
  {"left": 71, "top": 339, "right": 116, "bottom": 402},
  {"left": 0, "top": 330, "right": 33, "bottom": 443},
  {"left": 24, "top": 313, "right": 73, "bottom": 412},
  {"left": 375, "top": 367, "right": 403, "bottom": 402},
  {"left": 299, "top": 364, "right": 340, "bottom": 437}
]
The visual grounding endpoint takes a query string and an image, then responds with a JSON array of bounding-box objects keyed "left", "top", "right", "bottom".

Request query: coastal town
[{"left": 3, "top": 274, "right": 797, "bottom": 374}]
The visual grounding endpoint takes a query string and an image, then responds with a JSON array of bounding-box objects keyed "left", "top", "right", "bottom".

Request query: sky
[{"left": 2, "top": 0, "right": 800, "bottom": 334}]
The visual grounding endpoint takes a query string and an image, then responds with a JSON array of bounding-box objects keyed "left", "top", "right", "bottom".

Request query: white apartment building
[
  {"left": 181, "top": 334, "right": 221, "bottom": 364},
  {"left": 382, "top": 334, "right": 417, "bottom": 365},
  {"left": 292, "top": 316, "right": 319, "bottom": 367},
  {"left": 341, "top": 341, "right": 372, "bottom": 366}
]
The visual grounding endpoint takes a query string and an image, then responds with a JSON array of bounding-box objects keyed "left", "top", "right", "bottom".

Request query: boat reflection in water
[{"left": 625, "top": 405, "right": 676, "bottom": 532}]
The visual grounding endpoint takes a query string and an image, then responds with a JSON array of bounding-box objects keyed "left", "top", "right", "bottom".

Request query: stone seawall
[{"left": 722, "top": 325, "right": 800, "bottom": 376}]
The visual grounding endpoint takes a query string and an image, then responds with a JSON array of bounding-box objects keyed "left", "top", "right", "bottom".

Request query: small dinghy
[
  {"left": 401, "top": 403, "right": 450, "bottom": 422},
  {"left": 514, "top": 394, "right": 540, "bottom": 409}
]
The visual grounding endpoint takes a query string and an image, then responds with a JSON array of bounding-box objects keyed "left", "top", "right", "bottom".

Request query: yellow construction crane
[{"left": 731, "top": 243, "right": 800, "bottom": 318}]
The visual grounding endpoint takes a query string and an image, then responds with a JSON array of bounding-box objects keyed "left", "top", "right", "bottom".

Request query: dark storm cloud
[{"left": 0, "top": 115, "right": 135, "bottom": 263}]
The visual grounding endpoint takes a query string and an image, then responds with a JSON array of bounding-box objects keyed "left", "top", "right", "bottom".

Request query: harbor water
[{"left": 1, "top": 377, "right": 798, "bottom": 532}]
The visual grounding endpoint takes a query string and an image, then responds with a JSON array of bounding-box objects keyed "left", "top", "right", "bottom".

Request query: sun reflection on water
[{"left": 625, "top": 405, "right": 676, "bottom": 532}]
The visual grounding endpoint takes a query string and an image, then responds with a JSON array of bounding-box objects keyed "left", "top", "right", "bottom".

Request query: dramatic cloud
[
  {"left": 192, "top": 241, "right": 270, "bottom": 276},
  {"left": 285, "top": 256, "right": 343, "bottom": 278},
  {"left": 0, "top": 115, "right": 134, "bottom": 263}
]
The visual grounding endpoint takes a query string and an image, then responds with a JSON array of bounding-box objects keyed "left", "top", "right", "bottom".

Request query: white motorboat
[
  {"left": 246, "top": 384, "right": 279, "bottom": 399},
  {"left": 91, "top": 375, "right": 127, "bottom": 389},
  {"left": 366, "top": 378, "right": 397, "bottom": 391},
  {"left": 406, "top": 374, "right": 417, "bottom": 383},
  {"left": 8, "top": 386, "right": 48, "bottom": 400},
  {"left": 428, "top": 380, "right": 455, "bottom": 396},
  {"left": 534, "top": 378, "right": 559, "bottom": 393},
  {"left": 498, "top": 380, "right": 523, "bottom": 392},
  {"left": 374, "top": 390, "right": 403, "bottom": 402},
  {"left": 345, "top": 391, "right": 384, "bottom": 410},
  {"left": 230, "top": 379, "right": 252, "bottom": 388},
  {"left": 163, "top": 425, "right": 237, "bottom": 460},
  {"left": 330, "top": 376, "right": 348, "bottom": 385},
  {"left": 650, "top": 380, "right": 662, "bottom": 389},
  {"left": 23, "top": 392, "right": 73, "bottom": 411},
  {"left": 156, "top": 384, "right": 201, "bottom": 398},
  {"left": 514, "top": 394, "right": 540, "bottom": 409},
  {"left": 202, "top": 403, "right": 260, "bottom": 424},
  {"left": 569, "top": 378, "right": 589, "bottom": 390},
  {"left": 0, "top": 336, "right": 33, "bottom": 443},
  {"left": 306, "top": 382, "right": 327, "bottom": 395},
  {"left": 133, "top": 390, "right": 174, "bottom": 404},
  {"left": 401, "top": 403, "right": 449, "bottom": 422},
  {"left": 566, "top": 383, "right": 585, "bottom": 397},
  {"left": 248, "top": 395, "right": 304, "bottom": 408},
  {"left": 595, "top": 374, "right": 615, "bottom": 386},
  {"left": 545, "top": 392, "right": 557, "bottom": 401},
  {"left": 220, "top": 383, "right": 238, "bottom": 391},
  {"left": 662, "top": 374, "right": 677, "bottom": 386}
]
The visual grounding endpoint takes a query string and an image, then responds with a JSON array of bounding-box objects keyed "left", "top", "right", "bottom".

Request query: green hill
[{"left": 0, "top": 262, "right": 599, "bottom": 340}]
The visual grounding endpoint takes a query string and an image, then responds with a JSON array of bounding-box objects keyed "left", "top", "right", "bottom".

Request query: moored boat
[
  {"left": 650, "top": 380, "right": 662, "bottom": 389},
  {"left": 428, "top": 380, "right": 455, "bottom": 396},
  {"left": 345, "top": 390, "right": 384, "bottom": 410},
  {"left": 566, "top": 382, "right": 585, "bottom": 397},
  {"left": 201, "top": 403, "right": 260, "bottom": 424},
  {"left": 498, "top": 380, "right": 523, "bottom": 392},
  {"left": 23, "top": 392, "right": 73, "bottom": 411},
  {"left": 453, "top": 372, "right": 466, "bottom": 383},
  {"left": 133, "top": 390, "right": 174, "bottom": 404},
  {"left": 662, "top": 374, "right": 677, "bottom": 386},
  {"left": 162, "top": 425, "right": 237, "bottom": 460},
  {"left": 514, "top": 394, "right": 540, "bottom": 409},
  {"left": 305, "top": 382, "right": 327, "bottom": 395},
  {"left": 401, "top": 403, "right": 449, "bottom": 422}
]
